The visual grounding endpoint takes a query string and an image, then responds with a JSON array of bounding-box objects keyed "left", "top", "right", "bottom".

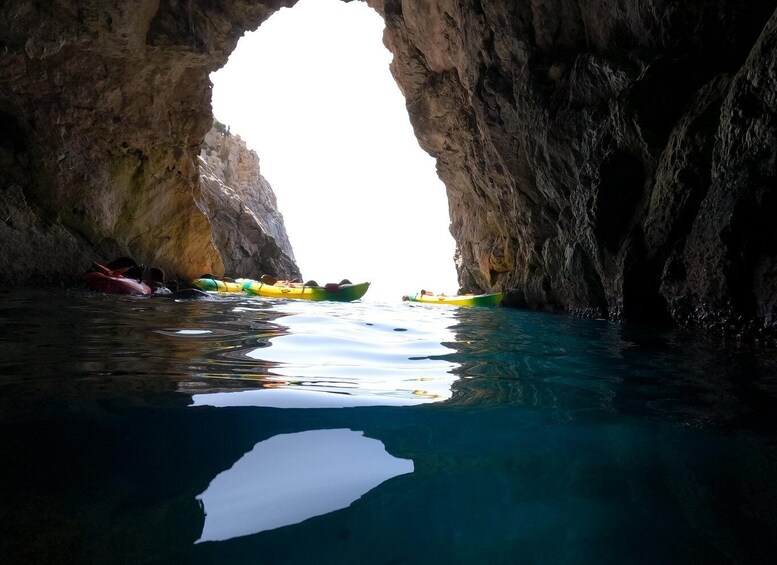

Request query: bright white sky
[{"left": 209, "top": 0, "right": 458, "bottom": 302}]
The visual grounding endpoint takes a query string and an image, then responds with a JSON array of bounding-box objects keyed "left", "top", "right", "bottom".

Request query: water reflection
[
  {"left": 195, "top": 429, "right": 414, "bottom": 542},
  {"left": 189, "top": 301, "right": 461, "bottom": 406},
  {"left": 445, "top": 306, "right": 777, "bottom": 430},
  {"left": 191, "top": 387, "right": 428, "bottom": 408}
]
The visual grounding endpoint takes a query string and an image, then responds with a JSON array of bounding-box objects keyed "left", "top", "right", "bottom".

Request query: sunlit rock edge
[{"left": 199, "top": 126, "right": 300, "bottom": 280}]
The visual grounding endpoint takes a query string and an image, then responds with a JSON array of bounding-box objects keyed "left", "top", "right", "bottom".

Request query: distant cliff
[{"left": 198, "top": 126, "right": 300, "bottom": 280}]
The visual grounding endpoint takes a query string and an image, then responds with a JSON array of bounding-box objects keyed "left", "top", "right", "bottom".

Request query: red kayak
[{"left": 84, "top": 262, "right": 152, "bottom": 296}]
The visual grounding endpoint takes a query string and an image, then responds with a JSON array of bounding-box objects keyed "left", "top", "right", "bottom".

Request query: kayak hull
[
  {"left": 84, "top": 271, "right": 152, "bottom": 296},
  {"left": 406, "top": 292, "right": 503, "bottom": 307},
  {"left": 243, "top": 280, "right": 370, "bottom": 302},
  {"left": 191, "top": 278, "right": 247, "bottom": 293}
]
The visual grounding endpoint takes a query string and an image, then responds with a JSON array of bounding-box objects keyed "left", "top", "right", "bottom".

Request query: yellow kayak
[
  {"left": 404, "top": 292, "right": 503, "bottom": 307},
  {"left": 243, "top": 279, "right": 370, "bottom": 302},
  {"left": 191, "top": 277, "right": 248, "bottom": 293}
]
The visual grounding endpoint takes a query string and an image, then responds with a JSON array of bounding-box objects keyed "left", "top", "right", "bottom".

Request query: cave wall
[
  {"left": 367, "top": 0, "right": 777, "bottom": 339},
  {"left": 0, "top": 0, "right": 294, "bottom": 283}
]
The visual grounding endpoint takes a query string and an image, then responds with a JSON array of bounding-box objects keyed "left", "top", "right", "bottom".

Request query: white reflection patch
[
  {"left": 195, "top": 428, "right": 413, "bottom": 543},
  {"left": 190, "top": 388, "right": 429, "bottom": 409}
]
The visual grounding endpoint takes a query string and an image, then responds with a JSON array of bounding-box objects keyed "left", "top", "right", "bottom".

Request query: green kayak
[{"left": 404, "top": 292, "right": 503, "bottom": 307}]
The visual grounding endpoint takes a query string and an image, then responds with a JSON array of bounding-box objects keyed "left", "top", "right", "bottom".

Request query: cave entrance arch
[{"left": 210, "top": 0, "right": 457, "bottom": 300}]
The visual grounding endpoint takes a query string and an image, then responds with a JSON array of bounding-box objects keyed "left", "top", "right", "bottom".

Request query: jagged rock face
[
  {"left": 199, "top": 127, "right": 300, "bottom": 279},
  {"left": 369, "top": 0, "right": 777, "bottom": 339},
  {"left": 0, "top": 0, "right": 294, "bottom": 283}
]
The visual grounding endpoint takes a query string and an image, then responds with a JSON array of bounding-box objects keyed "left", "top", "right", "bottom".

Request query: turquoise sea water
[{"left": 1, "top": 289, "right": 776, "bottom": 564}]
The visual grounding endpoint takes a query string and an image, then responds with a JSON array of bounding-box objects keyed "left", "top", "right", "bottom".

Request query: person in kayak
[{"left": 83, "top": 257, "right": 172, "bottom": 296}]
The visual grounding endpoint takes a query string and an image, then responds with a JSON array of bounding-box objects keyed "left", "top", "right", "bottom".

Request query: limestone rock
[
  {"left": 198, "top": 126, "right": 300, "bottom": 280},
  {"left": 0, "top": 0, "right": 294, "bottom": 284},
  {"left": 369, "top": 0, "right": 777, "bottom": 341}
]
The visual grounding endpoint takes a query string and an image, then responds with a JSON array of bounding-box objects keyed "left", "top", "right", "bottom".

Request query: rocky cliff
[
  {"left": 1, "top": 0, "right": 776, "bottom": 341},
  {"left": 199, "top": 125, "right": 299, "bottom": 280},
  {"left": 0, "top": 0, "right": 294, "bottom": 284},
  {"left": 368, "top": 0, "right": 777, "bottom": 341}
]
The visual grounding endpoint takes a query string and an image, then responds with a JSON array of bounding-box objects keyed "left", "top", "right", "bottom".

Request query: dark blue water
[{"left": 1, "top": 289, "right": 776, "bottom": 564}]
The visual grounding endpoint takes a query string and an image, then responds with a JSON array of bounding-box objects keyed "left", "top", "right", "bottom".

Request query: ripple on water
[{"left": 148, "top": 299, "right": 461, "bottom": 407}]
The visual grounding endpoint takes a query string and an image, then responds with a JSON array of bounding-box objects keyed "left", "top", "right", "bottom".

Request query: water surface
[{"left": 1, "top": 289, "right": 776, "bottom": 564}]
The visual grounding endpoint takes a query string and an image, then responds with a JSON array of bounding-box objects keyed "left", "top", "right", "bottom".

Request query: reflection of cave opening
[
  {"left": 210, "top": 0, "right": 457, "bottom": 297},
  {"left": 196, "top": 429, "right": 414, "bottom": 542}
]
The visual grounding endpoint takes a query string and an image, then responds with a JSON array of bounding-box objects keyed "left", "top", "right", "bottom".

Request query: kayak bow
[
  {"left": 405, "top": 292, "right": 503, "bottom": 307},
  {"left": 191, "top": 277, "right": 248, "bottom": 293}
]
